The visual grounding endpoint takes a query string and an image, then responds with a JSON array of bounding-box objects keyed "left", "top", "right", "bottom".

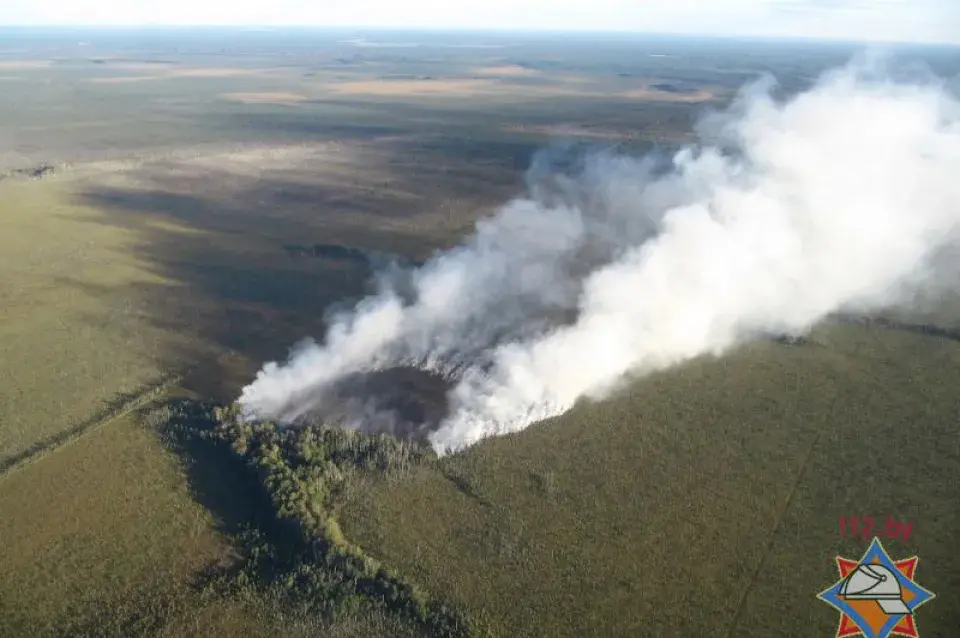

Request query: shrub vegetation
[{"left": 146, "top": 400, "right": 482, "bottom": 637}]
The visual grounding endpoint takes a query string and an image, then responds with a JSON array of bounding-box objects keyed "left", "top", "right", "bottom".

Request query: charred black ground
[{"left": 298, "top": 366, "right": 453, "bottom": 444}]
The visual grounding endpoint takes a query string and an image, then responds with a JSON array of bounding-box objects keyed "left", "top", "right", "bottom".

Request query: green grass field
[
  {"left": 0, "top": 178, "right": 174, "bottom": 462},
  {"left": 0, "top": 414, "right": 226, "bottom": 635},
  {"left": 339, "top": 323, "right": 960, "bottom": 636},
  {"left": 0, "top": 405, "right": 429, "bottom": 636}
]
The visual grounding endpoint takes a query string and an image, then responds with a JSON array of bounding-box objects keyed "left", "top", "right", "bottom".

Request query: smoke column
[{"left": 239, "top": 57, "right": 960, "bottom": 454}]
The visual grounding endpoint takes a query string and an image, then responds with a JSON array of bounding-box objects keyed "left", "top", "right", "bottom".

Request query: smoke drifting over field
[{"left": 239, "top": 57, "right": 960, "bottom": 454}]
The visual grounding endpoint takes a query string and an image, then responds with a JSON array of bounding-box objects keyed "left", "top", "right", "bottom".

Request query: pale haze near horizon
[{"left": 1, "top": 0, "right": 958, "bottom": 45}]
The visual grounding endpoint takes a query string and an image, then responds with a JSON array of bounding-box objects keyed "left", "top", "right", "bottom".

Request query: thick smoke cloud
[{"left": 239, "top": 56, "right": 960, "bottom": 454}]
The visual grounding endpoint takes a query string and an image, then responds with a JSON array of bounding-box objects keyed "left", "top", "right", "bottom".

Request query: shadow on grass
[
  {"left": 65, "top": 134, "right": 528, "bottom": 404},
  {"left": 148, "top": 399, "right": 279, "bottom": 538}
]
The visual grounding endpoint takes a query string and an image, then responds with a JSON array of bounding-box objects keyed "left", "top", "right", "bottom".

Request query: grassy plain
[
  {"left": 0, "top": 27, "right": 958, "bottom": 636},
  {"left": 0, "top": 178, "right": 172, "bottom": 462},
  {"left": 0, "top": 415, "right": 226, "bottom": 635},
  {"left": 340, "top": 323, "right": 960, "bottom": 636}
]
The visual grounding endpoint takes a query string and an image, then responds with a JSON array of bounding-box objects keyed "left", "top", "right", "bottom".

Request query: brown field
[
  {"left": 95, "top": 61, "right": 179, "bottom": 71},
  {"left": 88, "top": 67, "right": 270, "bottom": 84},
  {"left": 169, "top": 68, "right": 268, "bottom": 78},
  {"left": 87, "top": 75, "right": 182, "bottom": 84},
  {"left": 219, "top": 92, "right": 311, "bottom": 105},
  {"left": 0, "top": 60, "right": 53, "bottom": 70},
  {"left": 473, "top": 65, "right": 540, "bottom": 77},
  {"left": 326, "top": 76, "right": 719, "bottom": 103},
  {"left": 327, "top": 78, "right": 501, "bottom": 96},
  {"left": 621, "top": 86, "right": 717, "bottom": 102}
]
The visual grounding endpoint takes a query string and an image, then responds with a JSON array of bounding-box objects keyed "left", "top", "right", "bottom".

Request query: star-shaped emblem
[{"left": 818, "top": 538, "right": 935, "bottom": 638}]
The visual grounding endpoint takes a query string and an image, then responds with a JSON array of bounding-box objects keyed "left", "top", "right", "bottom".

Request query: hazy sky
[{"left": 2, "top": 0, "right": 958, "bottom": 45}]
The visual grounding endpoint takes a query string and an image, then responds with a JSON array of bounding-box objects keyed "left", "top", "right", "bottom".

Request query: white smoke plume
[{"left": 239, "top": 56, "right": 960, "bottom": 454}]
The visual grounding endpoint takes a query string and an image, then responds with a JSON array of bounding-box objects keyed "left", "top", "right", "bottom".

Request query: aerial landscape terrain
[{"left": 0, "top": 26, "right": 959, "bottom": 637}]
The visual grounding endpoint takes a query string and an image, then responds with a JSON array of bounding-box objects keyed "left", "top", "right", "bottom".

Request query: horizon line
[{"left": 0, "top": 24, "right": 957, "bottom": 48}]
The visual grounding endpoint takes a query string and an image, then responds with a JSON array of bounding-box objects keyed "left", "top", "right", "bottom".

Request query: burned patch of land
[{"left": 300, "top": 367, "right": 453, "bottom": 442}]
